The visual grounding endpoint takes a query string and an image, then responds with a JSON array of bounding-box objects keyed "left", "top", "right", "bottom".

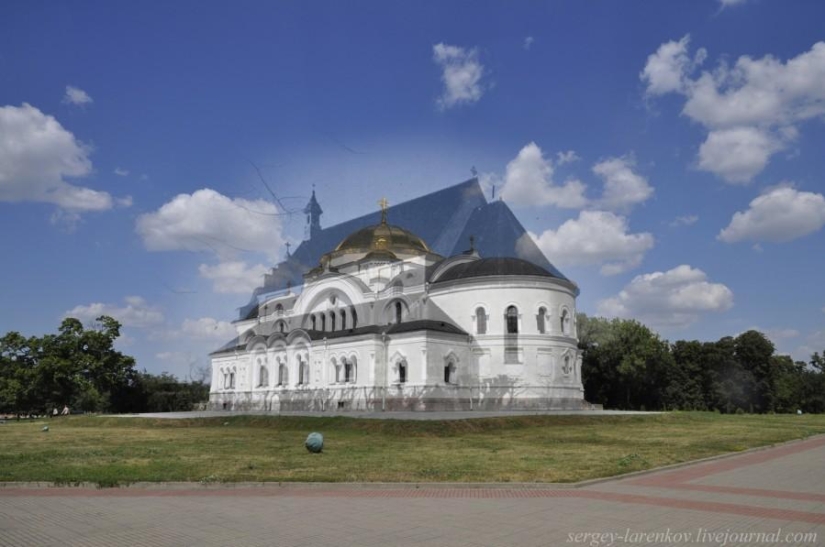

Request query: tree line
[
  {"left": 3, "top": 314, "right": 822, "bottom": 415},
  {"left": 0, "top": 316, "right": 209, "bottom": 415},
  {"left": 579, "top": 314, "right": 825, "bottom": 413}
]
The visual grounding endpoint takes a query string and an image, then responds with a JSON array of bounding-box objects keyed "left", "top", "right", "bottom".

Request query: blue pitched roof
[
  {"left": 453, "top": 200, "right": 568, "bottom": 280},
  {"left": 239, "top": 178, "right": 570, "bottom": 319}
]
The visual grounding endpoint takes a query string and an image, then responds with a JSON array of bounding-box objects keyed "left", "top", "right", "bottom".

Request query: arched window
[
  {"left": 259, "top": 362, "right": 268, "bottom": 387},
  {"left": 274, "top": 303, "right": 284, "bottom": 315},
  {"left": 229, "top": 372, "right": 236, "bottom": 389},
  {"left": 562, "top": 354, "right": 572, "bottom": 375},
  {"left": 330, "top": 358, "right": 338, "bottom": 383},
  {"left": 537, "top": 307, "right": 546, "bottom": 334},
  {"left": 398, "top": 361, "right": 407, "bottom": 384},
  {"left": 344, "top": 359, "right": 356, "bottom": 383},
  {"left": 278, "top": 322, "right": 285, "bottom": 333},
  {"left": 298, "top": 358, "right": 309, "bottom": 385},
  {"left": 560, "top": 309, "right": 570, "bottom": 335},
  {"left": 506, "top": 306, "right": 519, "bottom": 334},
  {"left": 476, "top": 307, "right": 487, "bottom": 335},
  {"left": 311, "top": 315, "right": 316, "bottom": 330},
  {"left": 444, "top": 361, "right": 456, "bottom": 384},
  {"left": 223, "top": 371, "right": 229, "bottom": 389},
  {"left": 395, "top": 301, "right": 403, "bottom": 324},
  {"left": 330, "top": 312, "right": 336, "bottom": 332},
  {"left": 351, "top": 307, "right": 358, "bottom": 329},
  {"left": 278, "top": 362, "right": 288, "bottom": 386},
  {"left": 321, "top": 314, "right": 326, "bottom": 332},
  {"left": 340, "top": 309, "right": 347, "bottom": 330}
]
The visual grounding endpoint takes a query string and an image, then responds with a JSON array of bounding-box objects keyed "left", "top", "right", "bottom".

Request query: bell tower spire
[{"left": 304, "top": 186, "right": 323, "bottom": 240}]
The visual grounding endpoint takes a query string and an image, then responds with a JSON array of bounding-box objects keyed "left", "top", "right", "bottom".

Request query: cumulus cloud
[
  {"left": 0, "top": 103, "right": 117, "bottom": 214},
  {"left": 592, "top": 156, "right": 654, "bottom": 211},
  {"left": 136, "top": 189, "right": 285, "bottom": 261},
  {"left": 597, "top": 265, "right": 733, "bottom": 328},
  {"left": 62, "top": 85, "right": 93, "bottom": 106},
  {"left": 719, "top": 0, "right": 749, "bottom": 7},
  {"left": 199, "top": 261, "right": 269, "bottom": 294},
  {"left": 697, "top": 127, "right": 781, "bottom": 184},
  {"left": 500, "top": 142, "right": 588, "bottom": 208},
  {"left": 640, "top": 35, "right": 702, "bottom": 96},
  {"left": 433, "top": 43, "right": 485, "bottom": 110},
  {"left": 498, "top": 144, "right": 654, "bottom": 212},
  {"left": 114, "top": 167, "right": 129, "bottom": 177},
  {"left": 526, "top": 211, "right": 654, "bottom": 275},
  {"left": 64, "top": 296, "right": 164, "bottom": 328},
  {"left": 642, "top": 39, "right": 825, "bottom": 182},
  {"left": 718, "top": 186, "right": 825, "bottom": 243}
]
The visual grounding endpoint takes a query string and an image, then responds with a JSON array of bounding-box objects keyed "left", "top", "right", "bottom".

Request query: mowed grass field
[{"left": 1, "top": 412, "right": 824, "bottom": 486}]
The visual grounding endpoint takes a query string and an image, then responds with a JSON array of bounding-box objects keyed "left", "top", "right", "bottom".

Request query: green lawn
[{"left": 1, "top": 412, "right": 824, "bottom": 486}]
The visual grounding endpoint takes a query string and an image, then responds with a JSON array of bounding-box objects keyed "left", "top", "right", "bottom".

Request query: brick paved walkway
[{"left": 1, "top": 436, "right": 823, "bottom": 546}]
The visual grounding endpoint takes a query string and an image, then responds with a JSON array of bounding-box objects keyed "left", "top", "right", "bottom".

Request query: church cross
[{"left": 378, "top": 197, "right": 389, "bottom": 223}]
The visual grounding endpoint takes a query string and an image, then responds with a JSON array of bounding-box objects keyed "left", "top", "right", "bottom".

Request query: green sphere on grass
[{"left": 305, "top": 432, "right": 323, "bottom": 453}]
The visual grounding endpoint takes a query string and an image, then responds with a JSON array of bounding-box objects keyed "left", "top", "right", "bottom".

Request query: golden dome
[{"left": 334, "top": 221, "right": 431, "bottom": 255}]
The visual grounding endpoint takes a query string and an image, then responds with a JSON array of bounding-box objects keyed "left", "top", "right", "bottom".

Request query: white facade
[{"left": 210, "top": 218, "right": 588, "bottom": 411}]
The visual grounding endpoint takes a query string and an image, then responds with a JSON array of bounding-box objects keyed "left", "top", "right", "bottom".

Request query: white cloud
[
  {"left": 500, "top": 142, "right": 588, "bottom": 208},
  {"left": 642, "top": 39, "right": 825, "bottom": 182},
  {"left": 523, "top": 36, "right": 534, "bottom": 50},
  {"left": 433, "top": 43, "right": 485, "bottom": 110},
  {"left": 592, "top": 156, "right": 654, "bottom": 211},
  {"left": 136, "top": 189, "right": 285, "bottom": 261},
  {"left": 527, "top": 211, "right": 654, "bottom": 275},
  {"left": 697, "top": 127, "right": 782, "bottom": 184},
  {"left": 114, "top": 167, "right": 129, "bottom": 177},
  {"left": 199, "top": 260, "right": 269, "bottom": 294},
  {"left": 556, "top": 150, "right": 580, "bottom": 165},
  {"left": 597, "top": 265, "right": 733, "bottom": 328},
  {"left": 670, "top": 215, "right": 698, "bottom": 227},
  {"left": 62, "top": 85, "right": 93, "bottom": 106},
  {"left": 718, "top": 186, "right": 825, "bottom": 243},
  {"left": 65, "top": 296, "right": 164, "bottom": 328},
  {"left": 640, "top": 35, "right": 697, "bottom": 96},
  {"left": 0, "top": 103, "right": 117, "bottom": 213}
]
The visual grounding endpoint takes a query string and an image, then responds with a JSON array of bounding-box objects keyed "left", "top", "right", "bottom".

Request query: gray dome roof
[{"left": 432, "top": 257, "right": 558, "bottom": 283}]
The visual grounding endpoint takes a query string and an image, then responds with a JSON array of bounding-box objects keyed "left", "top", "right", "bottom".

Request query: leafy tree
[
  {"left": 734, "top": 330, "right": 776, "bottom": 412},
  {"left": 579, "top": 314, "right": 676, "bottom": 411}
]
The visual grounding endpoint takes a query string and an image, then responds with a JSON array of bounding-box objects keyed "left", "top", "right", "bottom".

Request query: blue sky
[{"left": 2, "top": 0, "right": 824, "bottom": 379}]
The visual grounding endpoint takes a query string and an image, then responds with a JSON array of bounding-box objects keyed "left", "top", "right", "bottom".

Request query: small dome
[
  {"left": 432, "top": 257, "right": 558, "bottom": 283},
  {"left": 334, "top": 222, "right": 431, "bottom": 255}
]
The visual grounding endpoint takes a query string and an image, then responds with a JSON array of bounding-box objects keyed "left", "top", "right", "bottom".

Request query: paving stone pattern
[{"left": 1, "top": 435, "right": 824, "bottom": 546}]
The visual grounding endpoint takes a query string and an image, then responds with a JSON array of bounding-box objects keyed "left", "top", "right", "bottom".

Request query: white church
[{"left": 209, "top": 179, "right": 589, "bottom": 411}]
